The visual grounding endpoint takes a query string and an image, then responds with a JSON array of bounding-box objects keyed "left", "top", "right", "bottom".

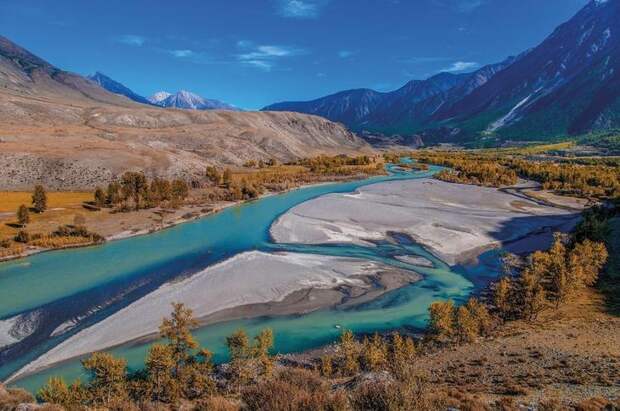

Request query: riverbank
[
  {"left": 0, "top": 173, "right": 378, "bottom": 263},
  {"left": 7, "top": 251, "right": 420, "bottom": 382}
]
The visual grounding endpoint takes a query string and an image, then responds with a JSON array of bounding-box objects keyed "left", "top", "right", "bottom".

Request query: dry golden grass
[
  {"left": 0, "top": 191, "right": 93, "bottom": 212},
  {"left": 0, "top": 191, "right": 97, "bottom": 246}
]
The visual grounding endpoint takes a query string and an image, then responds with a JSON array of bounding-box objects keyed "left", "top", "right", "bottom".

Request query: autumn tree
[
  {"left": 149, "top": 178, "right": 171, "bottom": 206},
  {"left": 339, "top": 329, "right": 360, "bottom": 376},
  {"left": 428, "top": 300, "right": 455, "bottom": 341},
  {"left": 222, "top": 168, "right": 233, "bottom": 187},
  {"left": 37, "top": 377, "right": 71, "bottom": 407},
  {"left": 171, "top": 179, "right": 189, "bottom": 203},
  {"left": 546, "top": 234, "right": 572, "bottom": 306},
  {"left": 569, "top": 239, "right": 609, "bottom": 287},
  {"left": 494, "top": 276, "right": 513, "bottom": 319},
  {"left": 38, "top": 377, "right": 87, "bottom": 409},
  {"left": 205, "top": 166, "right": 221, "bottom": 185},
  {"left": 32, "top": 184, "right": 47, "bottom": 213},
  {"left": 520, "top": 264, "right": 548, "bottom": 321},
  {"left": 94, "top": 187, "right": 106, "bottom": 208},
  {"left": 253, "top": 328, "right": 274, "bottom": 377},
  {"left": 159, "top": 303, "right": 199, "bottom": 372},
  {"left": 16, "top": 204, "right": 29, "bottom": 227},
  {"left": 226, "top": 329, "right": 251, "bottom": 389},
  {"left": 455, "top": 305, "right": 478, "bottom": 343},
  {"left": 390, "top": 333, "right": 417, "bottom": 380},
  {"left": 361, "top": 333, "right": 388, "bottom": 371},
  {"left": 121, "top": 171, "right": 148, "bottom": 210},
  {"left": 465, "top": 297, "right": 494, "bottom": 336},
  {"left": 106, "top": 181, "right": 122, "bottom": 206},
  {"left": 145, "top": 343, "right": 178, "bottom": 403},
  {"left": 180, "top": 348, "right": 215, "bottom": 400},
  {"left": 320, "top": 355, "right": 334, "bottom": 377},
  {"left": 81, "top": 352, "right": 128, "bottom": 407}
]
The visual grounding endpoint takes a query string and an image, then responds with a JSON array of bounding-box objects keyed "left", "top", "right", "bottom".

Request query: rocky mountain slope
[
  {"left": 149, "top": 90, "right": 238, "bottom": 111},
  {"left": 0, "top": 36, "right": 370, "bottom": 190},
  {"left": 263, "top": 58, "right": 515, "bottom": 139},
  {"left": 434, "top": 0, "right": 620, "bottom": 141},
  {"left": 87, "top": 72, "right": 152, "bottom": 105},
  {"left": 264, "top": 0, "right": 620, "bottom": 144}
]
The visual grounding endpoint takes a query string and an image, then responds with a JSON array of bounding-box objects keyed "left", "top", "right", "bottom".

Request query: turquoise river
[{"left": 0, "top": 164, "right": 500, "bottom": 392}]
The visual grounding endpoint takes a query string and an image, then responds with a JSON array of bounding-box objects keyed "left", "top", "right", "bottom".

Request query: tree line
[
  {"left": 428, "top": 208, "right": 610, "bottom": 343},
  {"left": 95, "top": 172, "right": 190, "bottom": 212},
  {"left": 414, "top": 150, "right": 620, "bottom": 198}
]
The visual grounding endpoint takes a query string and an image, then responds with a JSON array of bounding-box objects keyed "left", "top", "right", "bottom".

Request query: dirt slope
[{"left": 0, "top": 35, "right": 371, "bottom": 190}]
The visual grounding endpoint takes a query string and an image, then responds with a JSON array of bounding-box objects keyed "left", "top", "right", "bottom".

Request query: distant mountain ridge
[
  {"left": 87, "top": 72, "right": 152, "bottom": 105},
  {"left": 263, "top": 57, "right": 517, "bottom": 138},
  {"left": 264, "top": 0, "right": 620, "bottom": 144},
  {"left": 149, "top": 90, "right": 239, "bottom": 111}
]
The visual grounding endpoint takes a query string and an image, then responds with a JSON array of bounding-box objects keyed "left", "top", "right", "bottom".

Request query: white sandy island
[
  {"left": 270, "top": 179, "right": 578, "bottom": 265},
  {"left": 8, "top": 251, "right": 406, "bottom": 382}
]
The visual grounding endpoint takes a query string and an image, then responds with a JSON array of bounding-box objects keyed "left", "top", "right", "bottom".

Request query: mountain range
[
  {"left": 148, "top": 90, "right": 239, "bottom": 111},
  {"left": 88, "top": 72, "right": 238, "bottom": 111},
  {"left": 264, "top": 0, "right": 620, "bottom": 145},
  {"left": 0, "top": 35, "right": 369, "bottom": 190}
]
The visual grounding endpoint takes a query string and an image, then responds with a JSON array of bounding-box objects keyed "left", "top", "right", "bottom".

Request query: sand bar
[
  {"left": 271, "top": 179, "right": 578, "bottom": 264},
  {"left": 8, "top": 251, "right": 415, "bottom": 381}
]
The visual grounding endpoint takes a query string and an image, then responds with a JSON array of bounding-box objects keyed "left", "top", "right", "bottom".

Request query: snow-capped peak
[
  {"left": 147, "top": 91, "right": 172, "bottom": 104},
  {"left": 148, "top": 90, "right": 238, "bottom": 111}
]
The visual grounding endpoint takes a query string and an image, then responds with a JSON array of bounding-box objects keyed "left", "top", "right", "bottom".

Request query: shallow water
[{"left": 0, "top": 164, "right": 497, "bottom": 391}]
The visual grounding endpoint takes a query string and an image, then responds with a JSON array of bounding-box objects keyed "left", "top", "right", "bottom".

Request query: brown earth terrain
[{"left": 0, "top": 35, "right": 372, "bottom": 191}]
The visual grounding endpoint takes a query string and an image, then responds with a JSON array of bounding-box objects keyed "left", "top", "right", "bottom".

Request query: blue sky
[{"left": 1, "top": 0, "right": 589, "bottom": 109}]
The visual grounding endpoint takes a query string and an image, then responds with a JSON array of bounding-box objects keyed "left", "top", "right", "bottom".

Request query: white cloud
[
  {"left": 116, "top": 34, "right": 146, "bottom": 47},
  {"left": 236, "top": 44, "right": 306, "bottom": 71},
  {"left": 444, "top": 61, "right": 479, "bottom": 72},
  {"left": 277, "top": 0, "right": 327, "bottom": 19},
  {"left": 245, "top": 60, "right": 274, "bottom": 71},
  {"left": 338, "top": 50, "right": 357, "bottom": 58},
  {"left": 168, "top": 49, "right": 195, "bottom": 58}
]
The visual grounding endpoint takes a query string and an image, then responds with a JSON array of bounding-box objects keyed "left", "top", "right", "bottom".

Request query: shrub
[
  {"left": 14, "top": 230, "right": 30, "bottom": 243},
  {"left": 242, "top": 368, "right": 347, "bottom": 411}
]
